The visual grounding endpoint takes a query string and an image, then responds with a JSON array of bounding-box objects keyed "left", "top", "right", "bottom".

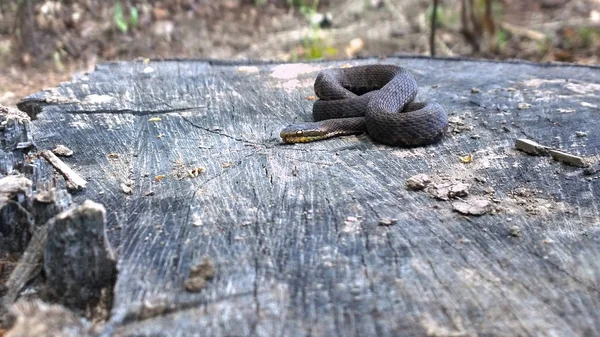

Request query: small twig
[
  {"left": 41, "top": 150, "right": 87, "bottom": 191},
  {"left": 430, "top": 0, "right": 439, "bottom": 56}
]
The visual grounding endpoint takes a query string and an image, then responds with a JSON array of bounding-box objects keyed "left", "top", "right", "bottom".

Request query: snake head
[{"left": 280, "top": 122, "right": 324, "bottom": 143}]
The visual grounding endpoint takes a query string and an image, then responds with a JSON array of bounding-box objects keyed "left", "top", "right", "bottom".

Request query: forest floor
[{"left": 0, "top": 0, "right": 599, "bottom": 107}]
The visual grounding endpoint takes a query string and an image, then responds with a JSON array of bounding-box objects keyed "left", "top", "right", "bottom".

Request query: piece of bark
[
  {"left": 1, "top": 224, "right": 47, "bottom": 312},
  {"left": 0, "top": 175, "right": 33, "bottom": 253},
  {"left": 43, "top": 200, "right": 117, "bottom": 313}
]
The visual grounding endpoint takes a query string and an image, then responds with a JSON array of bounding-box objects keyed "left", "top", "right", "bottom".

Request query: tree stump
[{"left": 7, "top": 57, "right": 600, "bottom": 336}]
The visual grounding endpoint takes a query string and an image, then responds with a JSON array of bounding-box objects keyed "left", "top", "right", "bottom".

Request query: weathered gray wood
[
  {"left": 0, "top": 105, "right": 81, "bottom": 330},
  {"left": 17, "top": 57, "right": 600, "bottom": 337},
  {"left": 1, "top": 220, "right": 46, "bottom": 311},
  {"left": 44, "top": 200, "right": 116, "bottom": 314}
]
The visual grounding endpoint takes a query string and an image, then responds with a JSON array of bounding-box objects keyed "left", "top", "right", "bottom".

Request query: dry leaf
[{"left": 459, "top": 153, "right": 473, "bottom": 163}]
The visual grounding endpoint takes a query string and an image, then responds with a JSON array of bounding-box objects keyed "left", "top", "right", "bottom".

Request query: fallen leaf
[{"left": 459, "top": 153, "right": 473, "bottom": 163}]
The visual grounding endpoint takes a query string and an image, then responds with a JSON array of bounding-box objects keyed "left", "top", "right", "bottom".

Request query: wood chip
[
  {"left": 515, "top": 139, "right": 549, "bottom": 155},
  {"left": 184, "top": 257, "right": 215, "bottom": 292},
  {"left": 52, "top": 145, "right": 73, "bottom": 157},
  {"left": 509, "top": 225, "right": 522, "bottom": 237},
  {"left": 548, "top": 150, "right": 589, "bottom": 168}
]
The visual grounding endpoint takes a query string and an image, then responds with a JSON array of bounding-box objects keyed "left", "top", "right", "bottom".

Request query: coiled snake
[{"left": 280, "top": 64, "right": 448, "bottom": 147}]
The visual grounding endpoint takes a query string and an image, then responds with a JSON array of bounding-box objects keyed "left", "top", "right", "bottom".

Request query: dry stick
[
  {"left": 430, "top": 0, "right": 439, "bottom": 56},
  {"left": 41, "top": 150, "right": 87, "bottom": 191}
]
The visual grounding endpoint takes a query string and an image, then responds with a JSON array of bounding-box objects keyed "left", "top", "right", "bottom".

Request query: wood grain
[{"left": 18, "top": 57, "right": 600, "bottom": 336}]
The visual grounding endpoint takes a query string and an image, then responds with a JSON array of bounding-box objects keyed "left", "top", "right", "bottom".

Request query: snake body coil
[{"left": 280, "top": 64, "right": 448, "bottom": 147}]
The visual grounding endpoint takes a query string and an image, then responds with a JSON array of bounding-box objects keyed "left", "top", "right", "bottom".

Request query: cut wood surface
[{"left": 17, "top": 57, "right": 600, "bottom": 336}]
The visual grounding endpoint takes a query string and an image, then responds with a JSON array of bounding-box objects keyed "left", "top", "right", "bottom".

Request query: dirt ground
[{"left": 0, "top": 0, "right": 599, "bottom": 108}]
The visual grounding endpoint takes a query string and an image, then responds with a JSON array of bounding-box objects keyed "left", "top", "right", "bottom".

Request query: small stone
[
  {"left": 470, "top": 134, "right": 481, "bottom": 139},
  {"left": 452, "top": 199, "right": 490, "bottom": 216},
  {"left": 378, "top": 218, "right": 397, "bottom": 226},
  {"left": 514, "top": 188, "right": 534, "bottom": 197},
  {"left": 405, "top": 174, "right": 431, "bottom": 191},
  {"left": 575, "top": 131, "right": 588, "bottom": 137},
  {"left": 52, "top": 144, "right": 74, "bottom": 157},
  {"left": 448, "top": 116, "right": 463, "bottom": 124},
  {"left": 509, "top": 225, "right": 522, "bottom": 237},
  {"left": 121, "top": 184, "right": 132, "bottom": 195},
  {"left": 583, "top": 164, "right": 599, "bottom": 175},
  {"left": 448, "top": 183, "right": 470, "bottom": 198},
  {"left": 471, "top": 87, "right": 481, "bottom": 93},
  {"left": 190, "top": 257, "right": 215, "bottom": 279},
  {"left": 144, "top": 190, "right": 155, "bottom": 196},
  {"left": 517, "top": 103, "right": 531, "bottom": 110}
]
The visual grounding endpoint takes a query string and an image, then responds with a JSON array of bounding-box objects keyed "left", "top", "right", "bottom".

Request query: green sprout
[{"left": 114, "top": 1, "right": 138, "bottom": 33}]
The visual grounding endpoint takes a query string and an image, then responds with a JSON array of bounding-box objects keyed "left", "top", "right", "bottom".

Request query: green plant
[
  {"left": 53, "top": 50, "right": 64, "bottom": 71},
  {"left": 114, "top": 1, "right": 138, "bottom": 33},
  {"left": 289, "top": 0, "right": 337, "bottom": 60},
  {"left": 287, "top": 0, "right": 309, "bottom": 7},
  {"left": 535, "top": 37, "right": 553, "bottom": 58},
  {"left": 576, "top": 27, "right": 598, "bottom": 48},
  {"left": 495, "top": 28, "right": 508, "bottom": 50},
  {"left": 301, "top": 33, "right": 337, "bottom": 59}
]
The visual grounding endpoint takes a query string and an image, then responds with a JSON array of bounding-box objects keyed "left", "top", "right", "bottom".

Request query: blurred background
[{"left": 0, "top": 0, "right": 599, "bottom": 107}]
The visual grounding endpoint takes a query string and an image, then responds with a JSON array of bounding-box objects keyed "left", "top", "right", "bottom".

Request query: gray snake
[{"left": 280, "top": 64, "right": 448, "bottom": 147}]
